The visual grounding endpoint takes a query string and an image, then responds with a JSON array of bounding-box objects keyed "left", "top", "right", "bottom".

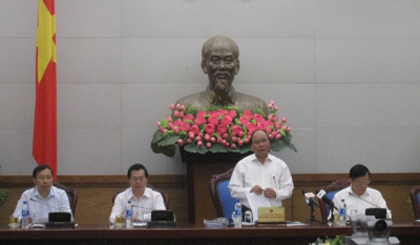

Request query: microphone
[
  {"left": 302, "top": 190, "right": 319, "bottom": 207},
  {"left": 348, "top": 192, "right": 381, "bottom": 208},
  {"left": 316, "top": 190, "right": 338, "bottom": 211},
  {"left": 29, "top": 198, "right": 64, "bottom": 212}
]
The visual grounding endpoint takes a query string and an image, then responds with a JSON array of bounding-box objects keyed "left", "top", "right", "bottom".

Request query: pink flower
[
  {"left": 209, "top": 110, "right": 224, "bottom": 118},
  {"left": 170, "top": 104, "right": 175, "bottom": 110},
  {"left": 246, "top": 122, "right": 258, "bottom": 134},
  {"left": 206, "top": 143, "right": 212, "bottom": 148},
  {"left": 253, "top": 114, "right": 264, "bottom": 123},
  {"left": 282, "top": 117, "right": 287, "bottom": 123},
  {"left": 196, "top": 111, "right": 207, "bottom": 118},
  {"left": 180, "top": 122, "right": 190, "bottom": 131},
  {"left": 243, "top": 110, "right": 253, "bottom": 119},
  {"left": 183, "top": 114, "right": 194, "bottom": 121},
  {"left": 220, "top": 115, "right": 233, "bottom": 125},
  {"left": 217, "top": 124, "right": 228, "bottom": 134},
  {"left": 173, "top": 119, "right": 182, "bottom": 127},
  {"left": 239, "top": 116, "right": 250, "bottom": 124},
  {"left": 205, "top": 124, "right": 215, "bottom": 135},
  {"left": 189, "top": 125, "right": 200, "bottom": 135},
  {"left": 231, "top": 125, "right": 243, "bottom": 136},
  {"left": 177, "top": 139, "right": 183, "bottom": 146},
  {"left": 194, "top": 116, "right": 207, "bottom": 125},
  {"left": 226, "top": 110, "right": 237, "bottom": 119},
  {"left": 208, "top": 115, "right": 219, "bottom": 125},
  {"left": 173, "top": 127, "right": 180, "bottom": 134}
]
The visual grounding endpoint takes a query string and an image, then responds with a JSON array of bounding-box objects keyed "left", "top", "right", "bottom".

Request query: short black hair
[
  {"left": 250, "top": 130, "right": 269, "bottom": 144},
  {"left": 32, "top": 165, "right": 53, "bottom": 178},
  {"left": 349, "top": 164, "right": 371, "bottom": 180},
  {"left": 127, "top": 163, "right": 148, "bottom": 179}
]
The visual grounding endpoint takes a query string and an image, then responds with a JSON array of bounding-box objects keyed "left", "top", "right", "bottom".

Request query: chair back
[
  {"left": 410, "top": 186, "right": 420, "bottom": 219},
  {"left": 318, "top": 178, "right": 351, "bottom": 222},
  {"left": 112, "top": 184, "right": 169, "bottom": 209},
  {"left": 53, "top": 182, "right": 78, "bottom": 216},
  {"left": 210, "top": 168, "right": 239, "bottom": 220}
]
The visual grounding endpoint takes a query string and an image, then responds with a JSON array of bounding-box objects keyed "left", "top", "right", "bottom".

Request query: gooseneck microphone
[
  {"left": 348, "top": 192, "right": 381, "bottom": 208},
  {"left": 30, "top": 198, "right": 63, "bottom": 211},
  {"left": 316, "top": 190, "right": 338, "bottom": 211},
  {"left": 302, "top": 190, "right": 320, "bottom": 207}
]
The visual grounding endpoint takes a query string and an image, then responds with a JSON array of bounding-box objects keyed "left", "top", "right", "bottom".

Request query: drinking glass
[{"left": 115, "top": 214, "right": 124, "bottom": 228}]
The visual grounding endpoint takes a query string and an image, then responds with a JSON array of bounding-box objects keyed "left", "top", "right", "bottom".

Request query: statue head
[{"left": 201, "top": 36, "right": 240, "bottom": 94}]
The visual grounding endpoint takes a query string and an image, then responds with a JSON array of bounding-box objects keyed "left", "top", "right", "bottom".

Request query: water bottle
[
  {"left": 339, "top": 198, "right": 347, "bottom": 227},
  {"left": 21, "top": 201, "right": 30, "bottom": 229},
  {"left": 126, "top": 200, "right": 133, "bottom": 228},
  {"left": 234, "top": 202, "right": 242, "bottom": 227}
]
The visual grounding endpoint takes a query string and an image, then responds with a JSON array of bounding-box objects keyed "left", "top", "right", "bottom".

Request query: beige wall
[{"left": 1, "top": 1, "right": 420, "bottom": 177}]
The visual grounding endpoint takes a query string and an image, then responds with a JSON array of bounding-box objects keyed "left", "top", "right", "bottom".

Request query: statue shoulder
[
  {"left": 235, "top": 92, "right": 268, "bottom": 113},
  {"left": 175, "top": 91, "right": 210, "bottom": 111}
]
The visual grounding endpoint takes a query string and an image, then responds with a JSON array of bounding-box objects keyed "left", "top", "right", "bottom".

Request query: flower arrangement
[
  {"left": 309, "top": 235, "right": 345, "bottom": 245},
  {"left": 151, "top": 100, "right": 297, "bottom": 157}
]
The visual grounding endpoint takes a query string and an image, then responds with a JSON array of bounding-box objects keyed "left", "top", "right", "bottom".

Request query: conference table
[{"left": 1, "top": 222, "right": 419, "bottom": 245}]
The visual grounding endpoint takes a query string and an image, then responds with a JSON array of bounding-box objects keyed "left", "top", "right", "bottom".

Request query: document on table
[{"left": 246, "top": 192, "right": 271, "bottom": 222}]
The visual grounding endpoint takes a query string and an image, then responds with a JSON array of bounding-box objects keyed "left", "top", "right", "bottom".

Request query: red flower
[
  {"left": 217, "top": 124, "right": 228, "bottom": 134},
  {"left": 220, "top": 115, "right": 233, "bottom": 125},
  {"left": 243, "top": 110, "right": 253, "bottom": 119},
  {"left": 253, "top": 114, "right": 264, "bottom": 123},
  {"left": 231, "top": 125, "right": 243, "bottom": 136},
  {"left": 246, "top": 122, "right": 258, "bottom": 134},
  {"left": 180, "top": 122, "right": 190, "bottom": 131},
  {"left": 194, "top": 116, "right": 207, "bottom": 125},
  {"left": 208, "top": 115, "right": 219, "bottom": 125},
  {"left": 189, "top": 125, "right": 200, "bottom": 135},
  {"left": 205, "top": 124, "right": 215, "bottom": 135}
]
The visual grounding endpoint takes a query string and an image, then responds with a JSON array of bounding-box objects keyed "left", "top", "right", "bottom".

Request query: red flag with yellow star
[{"left": 33, "top": 0, "right": 57, "bottom": 180}]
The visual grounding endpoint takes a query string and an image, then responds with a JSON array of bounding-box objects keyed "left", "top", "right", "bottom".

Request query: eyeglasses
[
  {"left": 130, "top": 177, "right": 146, "bottom": 182},
  {"left": 354, "top": 180, "right": 371, "bottom": 187}
]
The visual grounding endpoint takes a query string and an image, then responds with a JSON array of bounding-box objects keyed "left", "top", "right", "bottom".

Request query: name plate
[{"left": 258, "top": 207, "right": 285, "bottom": 222}]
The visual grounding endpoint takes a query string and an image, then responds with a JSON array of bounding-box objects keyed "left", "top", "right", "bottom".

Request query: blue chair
[
  {"left": 318, "top": 178, "right": 351, "bottom": 222},
  {"left": 410, "top": 186, "right": 420, "bottom": 219},
  {"left": 210, "top": 168, "right": 239, "bottom": 220}
]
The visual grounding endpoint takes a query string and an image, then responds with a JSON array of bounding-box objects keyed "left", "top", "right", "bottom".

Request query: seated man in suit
[
  {"left": 333, "top": 164, "right": 391, "bottom": 218},
  {"left": 12, "top": 165, "right": 72, "bottom": 223},
  {"left": 228, "top": 130, "right": 294, "bottom": 213},
  {"left": 109, "top": 163, "right": 166, "bottom": 224}
]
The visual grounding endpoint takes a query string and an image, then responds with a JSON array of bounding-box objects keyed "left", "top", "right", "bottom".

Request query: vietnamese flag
[{"left": 33, "top": 0, "right": 57, "bottom": 180}]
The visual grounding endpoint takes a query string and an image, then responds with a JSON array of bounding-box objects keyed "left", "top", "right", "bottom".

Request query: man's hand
[
  {"left": 264, "top": 188, "right": 277, "bottom": 199},
  {"left": 250, "top": 185, "right": 264, "bottom": 195}
]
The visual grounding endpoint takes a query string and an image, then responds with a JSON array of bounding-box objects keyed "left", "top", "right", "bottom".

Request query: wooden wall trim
[
  {"left": 0, "top": 173, "right": 418, "bottom": 187},
  {"left": 0, "top": 175, "right": 186, "bottom": 188}
]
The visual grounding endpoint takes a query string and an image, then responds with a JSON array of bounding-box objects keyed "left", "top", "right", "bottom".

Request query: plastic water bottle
[
  {"left": 126, "top": 200, "right": 133, "bottom": 228},
  {"left": 339, "top": 198, "right": 347, "bottom": 227},
  {"left": 234, "top": 202, "right": 242, "bottom": 227},
  {"left": 21, "top": 201, "right": 30, "bottom": 229}
]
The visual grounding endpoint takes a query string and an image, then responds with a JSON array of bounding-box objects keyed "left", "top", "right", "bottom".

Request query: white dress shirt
[
  {"left": 13, "top": 186, "right": 72, "bottom": 223},
  {"left": 109, "top": 187, "right": 166, "bottom": 223},
  {"left": 228, "top": 153, "right": 294, "bottom": 208},
  {"left": 332, "top": 186, "right": 391, "bottom": 218}
]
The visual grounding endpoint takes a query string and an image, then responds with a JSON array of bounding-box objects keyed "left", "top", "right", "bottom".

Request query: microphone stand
[{"left": 305, "top": 200, "right": 322, "bottom": 224}]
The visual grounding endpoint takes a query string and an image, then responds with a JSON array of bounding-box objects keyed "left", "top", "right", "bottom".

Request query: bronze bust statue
[{"left": 176, "top": 36, "right": 268, "bottom": 114}]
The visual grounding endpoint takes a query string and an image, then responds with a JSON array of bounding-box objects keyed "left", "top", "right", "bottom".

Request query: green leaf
[
  {"left": 208, "top": 143, "right": 229, "bottom": 153},
  {"left": 256, "top": 108, "right": 266, "bottom": 118},
  {"left": 150, "top": 141, "right": 176, "bottom": 157},
  {"left": 157, "top": 135, "right": 180, "bottom": 147},
  {"left": 184, "top": 144, "right": 208, "bottom": 154},
  {"left": 151, "top": 130, "right": 164, "bottom": 143}
]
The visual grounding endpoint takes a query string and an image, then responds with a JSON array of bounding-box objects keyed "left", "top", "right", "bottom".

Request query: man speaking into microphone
[
  {"left": 12, "top": 165, "right": 72, "bottom": 223},
  {"left": 332, "top": 164, "right": 391, "bottom": 218}
]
